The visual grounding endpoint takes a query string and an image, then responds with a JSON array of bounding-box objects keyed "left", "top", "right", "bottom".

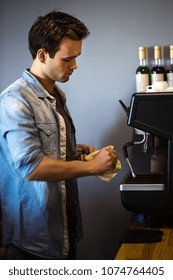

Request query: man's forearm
[{"left": 26, "top": 156, "right": 94, "bottom": 181}]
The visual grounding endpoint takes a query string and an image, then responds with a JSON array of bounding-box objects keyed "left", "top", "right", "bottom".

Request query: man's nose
[{"left": 70, "top": 59, "right": 77, "bottom": 70}]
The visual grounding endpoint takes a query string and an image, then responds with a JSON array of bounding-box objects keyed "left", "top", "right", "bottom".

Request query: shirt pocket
[{"left": 36, "top": 122, "right": 57, "bottom": 156}]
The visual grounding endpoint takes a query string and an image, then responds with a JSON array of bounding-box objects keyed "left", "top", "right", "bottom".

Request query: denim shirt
[{"left": 0, "top": 69, "right": 82, "bottom": 259}]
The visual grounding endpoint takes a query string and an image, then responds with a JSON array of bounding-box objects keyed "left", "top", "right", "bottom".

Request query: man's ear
[{"left": 37, "top": 48, "right": 47, "bottom": 63}]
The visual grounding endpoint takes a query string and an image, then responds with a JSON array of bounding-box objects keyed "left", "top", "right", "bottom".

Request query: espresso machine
[{"left": 120, "top": 92, "right": 173, "bottom": 226}]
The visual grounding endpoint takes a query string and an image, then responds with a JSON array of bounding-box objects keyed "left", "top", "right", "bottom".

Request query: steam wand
[{"left": 123, "top": 132, "right": 147, "bottom": 178}]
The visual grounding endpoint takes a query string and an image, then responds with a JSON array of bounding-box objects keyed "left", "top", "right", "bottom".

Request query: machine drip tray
[{"left": 120, "top": 173, "right": 166, "bottom": 191}]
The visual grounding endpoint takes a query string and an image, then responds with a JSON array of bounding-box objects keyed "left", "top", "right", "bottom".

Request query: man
[{"left": 0, "top": 11, "right": 117, "bottom": 260}]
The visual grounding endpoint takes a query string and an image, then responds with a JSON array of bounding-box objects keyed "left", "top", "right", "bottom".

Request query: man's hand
[
  {"left": 76, "top": 144, "right": 96, "bottom": 160},
  {"left": 85, "top": 146, "right": 118, "bottom": 175}
]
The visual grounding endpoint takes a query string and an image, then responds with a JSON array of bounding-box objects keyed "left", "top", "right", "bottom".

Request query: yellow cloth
[{"left": 85, "top": 146, "right": 121, "bottom": 182}]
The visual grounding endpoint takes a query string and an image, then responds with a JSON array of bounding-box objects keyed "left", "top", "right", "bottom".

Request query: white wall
[{"left": 1, "top": 0, "right": 173, "bottom": 259}]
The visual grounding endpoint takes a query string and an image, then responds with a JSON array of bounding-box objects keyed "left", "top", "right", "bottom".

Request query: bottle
[
  {"left": 151, "top": 46, "right": 166, "bottom": 84},
  {"left": 166, "top": 45, "right": 173, "bottom": 87},
  {"left": 150, "top": 136, "right": 166, "bottom": 173},
  {"left": 136, "top": 46, "right": 150, "bottom": 92}
]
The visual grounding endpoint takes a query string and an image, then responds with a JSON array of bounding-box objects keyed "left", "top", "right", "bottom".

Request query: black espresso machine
[{"left": 119, "top": 92, "right": 173, "bottom": 226}]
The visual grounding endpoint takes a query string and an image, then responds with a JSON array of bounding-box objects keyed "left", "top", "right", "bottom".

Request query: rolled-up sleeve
[{"left": 0, "top": 93, "right": 45, "bottom": 179}]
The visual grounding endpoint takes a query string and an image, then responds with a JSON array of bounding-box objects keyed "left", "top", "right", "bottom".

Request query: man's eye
[{"left": 64, "top": 58, "right": 70, "bottom": 62}]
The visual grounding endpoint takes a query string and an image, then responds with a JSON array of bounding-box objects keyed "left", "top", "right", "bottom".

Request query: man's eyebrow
[{"left": 65, "top": 53, "right": 81, "bottom": 59}]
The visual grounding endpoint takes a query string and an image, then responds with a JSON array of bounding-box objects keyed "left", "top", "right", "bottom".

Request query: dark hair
[{"left": 28, "top": 11, "right": 90, "bottom": 59}]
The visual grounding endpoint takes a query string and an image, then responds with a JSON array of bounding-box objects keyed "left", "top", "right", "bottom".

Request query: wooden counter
[{"left": 115, "top": 220, "right": 173, "bottom": 260}]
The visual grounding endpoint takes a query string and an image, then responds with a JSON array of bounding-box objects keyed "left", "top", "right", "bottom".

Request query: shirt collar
[{"left": 22, "top": 69, "right": 66, "bottom": 107}]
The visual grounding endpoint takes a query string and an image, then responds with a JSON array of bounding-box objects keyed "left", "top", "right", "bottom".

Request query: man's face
[{"left": 43, "top": 37, "right": 82, "bottom": 83}]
